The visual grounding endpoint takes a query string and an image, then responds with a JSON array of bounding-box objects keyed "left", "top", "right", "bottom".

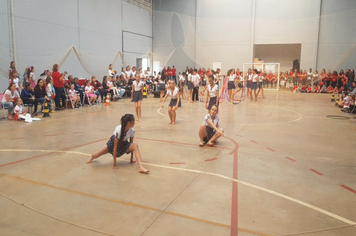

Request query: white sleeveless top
[{"left": 229, "top": 74, "right": 236, "bottom": 82}]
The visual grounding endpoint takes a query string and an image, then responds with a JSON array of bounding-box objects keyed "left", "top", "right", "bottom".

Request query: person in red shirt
[
  {"left": 327, "top": 85, "right": 333, "bottom": 93},
  {"left": 167, "top": 66, "right": 173, "bottom": 81},
  {"left": 306, "top": 85, "right": 312, "bottom": 93},
  {"left": 300, "top": 84, "right": 307, "bottom": 93},
  {"left": 172, "top": 65, "right": 177, "bottom": 83},
  {"left": 52, "top": 63, "right": 67, "bottom": 110}
]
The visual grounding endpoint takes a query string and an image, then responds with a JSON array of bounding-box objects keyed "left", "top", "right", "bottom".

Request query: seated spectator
[
  {"left": 20, "top": 82, "right": 35, "bottom": 107},
  {"left": 2, "top": 83, "right": 19, "bottom": 120},
  {"left": 114, "top": 75, "right": 125, "bottom": 97},
  {"left": 91, "top": 76, "right": 107, "bottom": 103},
  {"left": 313, "top": 85, "right": 319, "bottom": 93},
  {"left": 14, "top": 98, "right": 27, "bottom": 120},
  {"left": 350, "top": 82, "right": 356, "bottom": 95},
  {"left": 320, "top": 85, "right": 327, "bottom": 93},
  {"left": 300, "top": 84, "right": 307, "bottom": 93},
  {"left": 327, "top": 85, "right": 333, "bottom": 93},
  {"left": 333, "top": 86, "right": 339, "bottom": 94},
  {"left": 341, "top": 94, "right": 351, "bottom": 111},
  {"left": 107, "top": 76, "right": 121, "bottom": 98},
  {"left": 68, "top": 84, "right": 80, "bottom": 108},
  {"left": 73, "top": 77, "right": 84, "bottom": 102},
  {"left": 306, "top": 84, "right": 312, "bottom": 93},
  {"left": 34, "top": 79, "right": 51, "bottom": 115},
  {"left": 84, "top": 80, "right": 97, "bottom": 105},
  {"left": 339, "top": 86, "right": 344, "bottom": 94}
]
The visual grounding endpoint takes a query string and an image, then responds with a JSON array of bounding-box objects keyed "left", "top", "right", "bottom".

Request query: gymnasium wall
[
  {"left": 152, "top": 0, "right": 356, "bottom": 74},
  {"left": 0, "top": 0, "right": 151, "bottom": 92}
]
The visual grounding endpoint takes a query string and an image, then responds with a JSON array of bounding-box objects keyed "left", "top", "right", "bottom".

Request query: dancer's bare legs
[
  {"left": 172, "top": 106, "right": 177, "bottom": 124},
  {"left": 127, "top": 143, "right": 149, "bottom": 173},
  {"left": 137, "top": 100, "right": 142, "bottom": 121},
  {"left": 168, "top": 106, "right": 173, "bottom": 124},
  {"left": 199, "top": 124, "right": 207, "bottom": 146},
  {"left": 206, "top": 128, "right": 224, "bottom": 146},
  {"left": 87, "top": 146, "right": 109, "bottom": 163}
]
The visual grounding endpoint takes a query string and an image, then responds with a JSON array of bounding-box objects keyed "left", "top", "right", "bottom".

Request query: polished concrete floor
[{"left": 0, "top": 90, "right": 355, "bottom": 236}]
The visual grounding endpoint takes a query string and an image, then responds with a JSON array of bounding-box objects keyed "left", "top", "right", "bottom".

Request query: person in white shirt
[
  {"left": 125, "top": 65, "right": 133, "bottom": 79},
  {"left": 199, "top": 105, "right": 224, "bottom": 147},
  {"left": 131, "top": 74, "right": 145, "bottom": 122},
  {"left": 187, "top": 69, "right": 193, "bottom": 103},
  {"left": 249, "top": 69, "right": 259, "bottom": 101},
  {"left": 2, "top": 83, "right": 19, "bottom": 120},
  {"left": 307, "top": 68, "right": 313, "bottom": 83},
  {"left": 245, "top": 68, "right": 253, "bottom": 99},
  {"left": 14, "top": 98, "right": 27, "bottom": 120},
  {"left": 161, "top": 80, "right": 181, "bottom": 125},
  {"left": 84, "top": 80, "right": 97, "bottom": 105},
  {"left": 205, "top": 75, "right": 219, "bottom": 110},
  {"left": 108, "top": 64, "right": 117, "bottom": 77},
  {"left": 227, "top": 69, "right": 237, "bottom": 105},
  {"left": 87, "top": 113, "right": 149, "bottom": 173},
  {"left": 9, "top": 71, "right": 23, "bottom": 92},
  {"left": 192, "top": 69, "right": 200, "bottom": 102}
]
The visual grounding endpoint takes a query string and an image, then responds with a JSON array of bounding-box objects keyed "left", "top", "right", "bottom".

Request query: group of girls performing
[{"left": 89, "top": 69, "right": 228, "bottom": 173}]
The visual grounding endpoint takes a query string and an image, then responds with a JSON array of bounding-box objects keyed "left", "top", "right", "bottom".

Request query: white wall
[
  {"left": 0, "top": 0, "right": 152, "bottom": 92},
  {"left": 122, "top": 1, "right": 152, "bottom": 69},
  {"left": 153, "top": 0, "right": 356, "bottom": 74}
]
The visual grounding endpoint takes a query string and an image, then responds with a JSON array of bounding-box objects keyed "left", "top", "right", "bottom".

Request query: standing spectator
[
  {"left": 172, "top": 65, "right": 177, "bottom": 84},
  {"left": 167, "top": 66, "right": 173, "bottom": 81},
  {"left": 9, "top": 61, "right": 17, "bottom": 82},
  {"left": 45, "top": 77, "right": 55, "bottom": 113},
  {"left": 313, "top": 70, "right": 319, "bottom": 86},
  {"left": 52, "top": 64, "right": 67, "bottom": 110}
]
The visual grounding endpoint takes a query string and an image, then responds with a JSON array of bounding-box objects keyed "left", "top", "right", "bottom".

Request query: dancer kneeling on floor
[
  {"left": 87, "top": 113, "right": 149, "bottom": 173},
  {"left": 199, "top": 105, "right": 224, "bottom": 147},
  {"left": 161, "top": 80, "right": 181, "bottom": 125}
]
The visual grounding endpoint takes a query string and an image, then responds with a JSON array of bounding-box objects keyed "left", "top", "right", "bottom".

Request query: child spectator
[
  {"left": 327, "top": 85, "right": 333, "bottom": 93},
  {"left": 14, "top": 98, "right": 26, "bottom": 120},
  {"left": 73, "top": 77, "right": 84, "bottom": 102},
  {"left": 68, "top": 84, "right": 80, "bottom": 108},
  {"left": 306, "top": 84, "right": 312, "bottom": 93},
  {"left": 320, "top": 85, "right": 327, "bottom": 93},
  {"left": 84, "top": 80, "right": 97, "bottom": 105}
]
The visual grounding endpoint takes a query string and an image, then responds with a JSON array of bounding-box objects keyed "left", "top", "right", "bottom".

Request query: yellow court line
[{"left": 0, "top": 173, "right": 272, "bottom": 236}]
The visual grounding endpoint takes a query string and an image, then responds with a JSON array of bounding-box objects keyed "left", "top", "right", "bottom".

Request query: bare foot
[
  {"left": 190, "top": 101, "right": 193, "bottom": 103},
  {"left": 199, "top": 141, "right": 204, "bottom": 147},
  {"left": 169, "top": 121, "right": 173, "bottom": 124},
  {"left": 130, "top": 159, "right": 136, "bottom": 164},
  {"left": 138, "top": 119, "right": 141, "bottom": 122},
  {"left": 8, "top": 116, "right": 13, "bottom": 120},
  {"left": 136, "top": 118, "right": 139, "bottom": 121},
  {"left": 87, "top": 155, "right": 94, "bottom": 163},
  {"left": 139, "top": 168, "right": 150, "bottom": 174},
  {"left": 206, "top": 142, "right": 214, "bottom": 147},
  {"left": 171, "top": 122, "right": 175, "bottom": 125}
]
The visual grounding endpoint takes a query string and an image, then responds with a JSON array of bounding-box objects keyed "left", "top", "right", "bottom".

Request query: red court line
[
  {"left": 266, "top": 148, "right": 275, "bottom": 152},
  {"left": 0, "top": 138, "right": 108, "bottom": 168},
  {"left": 285, "top": 157, "right": 297, "bottom": 162},
  {"left": 250, "top": 140, "right": 258, "bottom": 144},
  {"left": 341, "top": 185, "right": 356, "bottom": 193},
  {"left": 205, "top": 158, "right": 217, "bottom": 162},
  {"left": 0, "top": 152, "right": 56, "bottom": 168},
  {"left": 235, "top": 134, "right": 243, "bottom": 137},
  {"left": 136, "top": 137, "right": 233, "bottom": 150},
  {"left": 224, "top": 136, "right": 239, "bottom": 236},
  {"left": 44, "top": 134, "right": 56, "bottom": 137},
  {"left": 169, "top": 162, "right": 185, "bottom": 165},
  {"left": 309, "top": 169, "right": 323, "bottom": 176},
  {"left": 11, "top": 137, "right": 25, "bottom": 140}
]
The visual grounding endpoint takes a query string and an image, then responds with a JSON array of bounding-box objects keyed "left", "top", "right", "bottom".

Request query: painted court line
[
  {"left": 309, "top": 169, "right": 323, "bottom": 176},
  {"left": 341, "top": 185, "right": 356, "bottom": 194},
  {"left": 266, "top": 148, "right": 275, "bottom": 152},
  {"left": 0, "top": 173, "right": 272, "bottom": 236},
  {"left": 44, "top": 134, "right": 56, "bottom": 137},
  {"left": 11, "top": 137, "right": 25, "bottom": 140},
  {"left": 169, "top": 162, "right": 185, "bottom": 165},
  {"left": 285, "top": 157, "right": 297, "bottom": 162},
  {"left": 205, "top": 158, "right": 217, "bottom": 162},
  {"left": 1, "top": 149, "right": 356, "bottom": 227},
  {"left": 251, "top": 140, "right": 258, "bottom": 144}
]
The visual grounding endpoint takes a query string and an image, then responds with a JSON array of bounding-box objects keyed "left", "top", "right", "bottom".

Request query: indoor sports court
[{"left": 0, "top": 1, "right": 355, "bottom": 236}]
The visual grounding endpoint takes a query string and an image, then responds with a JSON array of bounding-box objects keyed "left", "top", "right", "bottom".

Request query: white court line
[
  {"left": 233, "top": 106, "right": 303, "bottom": 126},
  {"left": 157, "top": 108, "right": 168, "bottom": 117},
  {"left": 0, "top": 148, "right": 355, "bottom": 226}
]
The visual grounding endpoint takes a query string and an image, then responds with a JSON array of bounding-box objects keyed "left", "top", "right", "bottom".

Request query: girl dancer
[
  {"left": 256, "top": 70, "right": 265, "bottom": 99},
  {"left": 227, "top": 68, "right": 236, "bottom": 105},
  {"left": 179, "top": 72, "right": 186, "bottom": 99},
  {"left": 87, "top": 113, "right": 149, "bottom": 173},
  {"left": 161, "top": 80, "right": 181, "bottom": 125},
  {"left": 205, "top": 75, "right": 219, "bottom": 110},
  {"left": 245, "top": 68, "right": 252, "bottom": 99},
  {"left": 249, "top": 69, "right": 258, "bottom": 101},
  {"left": 131, "top": 74, "right": 144, "bottom": 122},
  {"left": 199, "top": 105, "right": 224, "bottom": 147}
]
